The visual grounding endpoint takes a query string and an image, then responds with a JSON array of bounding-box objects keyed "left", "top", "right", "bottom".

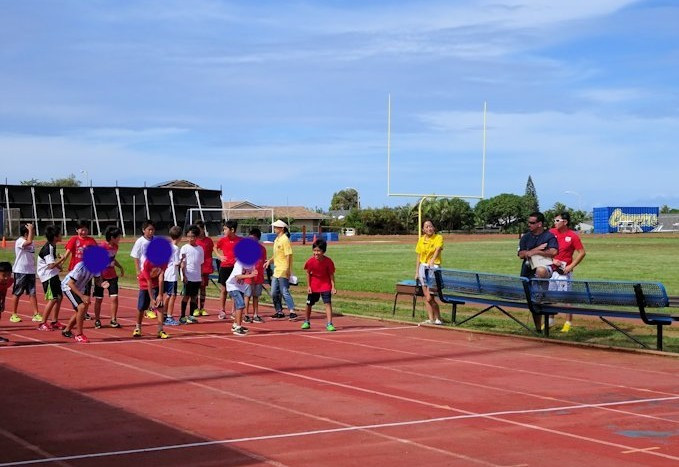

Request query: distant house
[
  {"left": 153, "top": 180, "right": 204, "bottom": 189},
  {"left": 223, "top": 201, "right": 328, "bottom": 233}
]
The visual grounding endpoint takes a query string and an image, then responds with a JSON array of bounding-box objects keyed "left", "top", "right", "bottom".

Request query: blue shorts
[
  {"left": 245, "top": 283, "right": 263, "bottom": 298},
  {"left": 307, "top": 291, "right": 332, "bottom": 306},
  {"left": 137, "top": 288, "right": 159, "bottom": 312},
  {"left": 228, "top": 290, "right": 246, "bottom": 310},
  {"left": 164, "top": 281, "right": 178, "bottom": 296}
]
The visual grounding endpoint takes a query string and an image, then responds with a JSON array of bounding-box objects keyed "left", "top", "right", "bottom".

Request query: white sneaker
[
  {"left": 421, "top": 319, "right": 432, "bottom": 324},
  {"left": 434, "top": 319, "right": 443, "bottom": 325},
  {"left": 218, "top": 311, "right": 227, "bottom": 320}
]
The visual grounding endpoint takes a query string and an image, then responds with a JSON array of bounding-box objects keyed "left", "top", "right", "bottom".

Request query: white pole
[
  {"left": 90, "top": 187, "right": 101, "bottom": 236},
  {"left": 169, "top": 190, "right": 177, "bottom": 226},
  {"left": 5, "top": 187, "right": 12, "bottom": 237},
  {"left": 143, "top": 189, "right": 150, "bottom": 220},
  {"left": 387, "top": 93, "right": 391, "bottom": 195},
  {"left": 59, "top": 188, "right": 67, "bottom": 234},
  {"left": 30, "top": 186, "right": 40, "bottom": 235},
  {"left": 481, "top": 101, "right": 487, "bottom": 199},
  {"left": 194, "top": 191, "right": 206, "bottom": 234},
  {"left": 115, "top": 188, "right": 126, "bottom": 237}
]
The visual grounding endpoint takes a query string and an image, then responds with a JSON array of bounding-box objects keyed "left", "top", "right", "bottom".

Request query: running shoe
[
  {"left": 252, "top": 315, "right": 264, "bottom": 323},
  {"left": 231, "top": 323, "right": 249, "bottom": 332},
  {"left": 271, "top": 312, "right": 285, "bottom": 320},
  {"left": 145, "top": 309, "right": 157, "bottom": 319},
  {"left": 9, "top": 314, "right": 21, "bottom": 323},
  {"left": 51, "top": 321, "right": 67, "bottom": 330},
  {"left": 110, "top": 320, "right": 121, "bottom": 328},
  {"left": 74, "top": 334, "right": 90, "bottom": 343},
  {"left": 326, "top": 323, "right": 336, "bottom": 332},
  {"left": 421, "top": 319, "right": 432, "bottom": 325},
  {"left": 164, "top": 316, "right": 180, "bottom": 326},
  {"left": 157, "top": 330, "right": 169, "bottom": 339},
  {"left": 84, "top": 312, "right": 92, "bottom": 320},
  {"left": 62, "top": 330, "right": 73, "bottom": 338},
  {"left": 560, "top": 321, "right": 572, "bottom": 333},
  {"left": 433, "top": 319, "right": 443, "bottom": 325},
  {"left": 179, "top": 316, "right": 188, "bottom": 324},
  {"left": 187, "top": 315, "right": 198, "bottom": 323},
  {"left": 288, "top": 312, "right": 298, "bottom": 321},
  {"left": 199, "top": 309, "right": 209, "bottom": 316},
  {"left": 218, "top": 310, "right": 227, "bottom": 320},
  {"left": 243, "top": 315, "right": 252, "bottom": 323},
  {"left": 0, "top": 336, "right": 8, "bottom": 343},
  {"left": 37, "top": 322, "right": 54, "bottom": 331},
  {"left": 132, "top": 328, "right": 142, "bottom": 338},
  {"left": 32, "top": 313, "right": 43, "bottom": 322},
  {"left": 192, "top": 309, "right": 201, "bottom": 317},
  {"left": 94, "top": 319, "right": 102, "bottom": 329},
  {"left": 301, "top": 321, "right": 311, "bottom": 330},
  {"left": 232, "top": 326, "right": 247, "bottom": 336}
]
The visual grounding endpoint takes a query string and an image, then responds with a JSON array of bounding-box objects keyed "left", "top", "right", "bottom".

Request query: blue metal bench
[
  {"left": 433, "top": 268, "right": 678, "bottom": 351},
  {"left": 392, "top": 279, "right": 464, "bottom": 320}
]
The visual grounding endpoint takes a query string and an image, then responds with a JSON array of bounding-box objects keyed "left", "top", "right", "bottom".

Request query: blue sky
[{"left": 1, "top": 0, "right": 678, "bottom": 211}]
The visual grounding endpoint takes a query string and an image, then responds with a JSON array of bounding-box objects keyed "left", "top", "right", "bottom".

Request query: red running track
[{"left": 1, "top": 287, "right": 679, "bottom": 466}]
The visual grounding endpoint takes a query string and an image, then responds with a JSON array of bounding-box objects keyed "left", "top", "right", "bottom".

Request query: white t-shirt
[
  {"left": 226, "top": 261, "right": 252, "bottom": 293},
  {"left": 37, "top": 243, "right": 59, "bottom": 282},
  {"left": 14, "top": 237, "right": 36, "bottom": 274},
  {"left": 130, "top": 236, "right": 152, "bottom": 267},
  {"left": 61, "top": 262, "right": 99, "bottom": 293},
  {"left": 164, "top": 244, "right": 180, "bottom": 282},
  {"left": 179, "top": 244, "right": 204, "bottom": 282}
]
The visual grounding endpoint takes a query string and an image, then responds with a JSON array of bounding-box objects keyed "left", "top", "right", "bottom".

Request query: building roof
[
  {"left": 153, "top": 180, "right": 203, "bottom": 189},
  {"left": 222, "top": 201, "right": 328, "bottom": 221}
]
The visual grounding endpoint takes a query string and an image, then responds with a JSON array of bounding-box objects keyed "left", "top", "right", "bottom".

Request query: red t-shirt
[
  {"left": 304, "top": 256, "right": 336, "bottom": 293},
  {"left": 100, "top": 241, "right": 119, "bottom": 280},
  {"left": 138, "top": 259, "right": 166, "bottom": 290},
  {"left": 549, "top": 228, "right": 584, "bottom": 265},
  {"left": 246, "top": 244, "right": 267, "bottom": 285},
  {"left": 196, "top": 236, "right": 215, "bottom": 274},
  {"left": 215, "top": 235, "right": 241, "bottom": 268},
  {"left": 65, "top": 235, "right": 98, "bottom": 271},
  {"left": 0, "top": 277, "right": 14, "bottom": 308}
]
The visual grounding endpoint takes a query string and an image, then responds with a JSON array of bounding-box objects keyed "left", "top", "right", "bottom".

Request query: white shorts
[
  {"left": 417, "top": 264, "right": 439, "bottom": 287},
  {"left": 548, "top": 271, "right": 572, "bottom": 292}
]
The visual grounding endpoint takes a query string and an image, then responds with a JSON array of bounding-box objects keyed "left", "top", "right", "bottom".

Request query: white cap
[{"left": 272, "top": 220, "right": 288, "bottom": 228}]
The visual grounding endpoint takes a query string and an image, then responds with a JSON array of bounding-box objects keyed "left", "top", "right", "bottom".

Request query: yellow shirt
[
  {"left": 272, "top": 234, "right": 293, "bottom": 278},
  {"left": 415, "top": 234, "right": 443, "bottom": 265}
]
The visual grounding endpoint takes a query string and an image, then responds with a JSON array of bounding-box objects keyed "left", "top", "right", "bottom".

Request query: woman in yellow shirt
[{"left": 415, "top": 220, "right": 443, "bottom": 325}]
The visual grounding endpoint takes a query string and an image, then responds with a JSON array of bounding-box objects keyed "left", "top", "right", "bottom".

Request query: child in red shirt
[
  {"left": 301, "top": 239, "right": 337, "bottom": 332},
  {"left": 0, "top": 262, "right": 14, "bottom": 342},
  {"left": 62, "top": 220, "right": 97, "bottom": 320},
  {"left": 243, "top": 228, "right": 267, "bottom": 324},
  {"left": 136, "top": 259, "right": 168, "bottom": 339}
]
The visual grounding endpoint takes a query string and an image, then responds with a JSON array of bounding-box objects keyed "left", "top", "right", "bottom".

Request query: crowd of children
[{"left": 0, "top": 219, "right": 338, "bottom": 343}]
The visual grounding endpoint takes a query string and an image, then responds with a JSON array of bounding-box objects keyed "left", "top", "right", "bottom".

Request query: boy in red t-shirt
[
  {"left": 135, "top": 259, "right": 168, "bottom": 339},
  {"left": 62, "top": 220, "right": 97, "bottom": 320},
  {"left": 0, "top": 262, "right": 14, "bottom": 342},
  {"left": 193, "top": 220, "right": 214, "bottom": 317},
  {"left": 215, "top": 220, "right": 241, "bottom": 320},
  {"left": 93, "top": 226, "right": 124, "bottom": 329},
  {"left": 243, "top": 228, "right": 267, "bottom": 324},
  {"left": 301, "top": 239, "right": 337, "bottom": 332}
]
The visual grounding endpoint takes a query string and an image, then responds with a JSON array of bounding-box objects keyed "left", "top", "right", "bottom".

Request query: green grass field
[{"left": 2, "top": 233, "right": 679, "bottom": 351}]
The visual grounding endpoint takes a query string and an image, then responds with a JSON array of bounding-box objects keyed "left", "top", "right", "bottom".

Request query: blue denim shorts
[{"left": 229, "top": 290, "right": 246, "bottom": 310}]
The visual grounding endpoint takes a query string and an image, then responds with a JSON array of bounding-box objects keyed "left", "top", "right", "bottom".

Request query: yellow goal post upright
[{"left": 386, "top": 94, "right": 488, "bottom": 236}]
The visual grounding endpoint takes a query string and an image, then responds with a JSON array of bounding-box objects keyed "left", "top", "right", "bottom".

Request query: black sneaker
[
  {"left": 0, "top": 336, "right": 9, "bottom": 342},
  {"left": 84, "top": 313, "right": 92, "bottom": 321},
  {"left": 62, "top": 330, "right": 73, "bottom": 338},
  {"left": 110, "top": 320, "right": 121, "bottom": 328},
  {"left": 232, "top": 326, "right": 248, "bottom": 336},
  {"left": 288, "top": 312, "right": 298, "bottom": 321},
  {"left": 243, "top": 315, "right": 252, "bottom": 323},
  {"left": 252, "top": 315, "right": 264, "bottom": 323},
  {"left": 94, "top": 319, "right": 102, "bottom": 329},
  {"left": 272, "top": 312, "right": 286, "bottom": 319}
]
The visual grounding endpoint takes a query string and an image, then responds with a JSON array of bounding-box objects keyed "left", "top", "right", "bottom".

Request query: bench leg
[
  {"left": 599, "top": 317, "right": 648, "bottom": 349},
  {"left": 657, "top": 325, "right": 663, "bottom": 351},
  {"left": 412, "top": 295, "right": 417, "bottom": 318},
  {"left": 392, "top": 293, "right": 399, "bottom": 316},
  {"left": 451, "top": 303, "right": 457, "bottom": 324}
]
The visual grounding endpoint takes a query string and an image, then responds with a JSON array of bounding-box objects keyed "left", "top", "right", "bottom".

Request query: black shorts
[
  {"left": 63, "top": 289, "right": 85, "bottom": 310},
  {"left": 42, "top": 275, "right": 63, "bottom": 300},
  {"left": 306, "top": 291, "right": 332, "bottom": 306},
  {"left": 164, "top": 280, "right": 178, "bottom": 296},
  {"left": 218, "top": 266, "right": 234, "bottom": 286},
  {"left": 13, "top": 273, "right": 36, "bottom": 296},
  {"left": 94, "top": 277, "right": 119, "bottom": 298},
  {"left": 183, "top": 281, "right": 201, "bottom": 297}
]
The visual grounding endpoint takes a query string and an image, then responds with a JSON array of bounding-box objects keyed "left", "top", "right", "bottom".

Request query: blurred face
[
  {"left": 274, "top": 226, "right": 283, "bottom": 235},
  {"left": 224, "top": 226, "right": 236, "bottom": 238},
  {"left": 187, "top": 231, "right": 197, "bottom": 246},
  {"left": 142, "top": 225, "right": 155, "bottom": 239},
  {"left": 0, "top": 271, "right": 10, "bottom": 285},
  {"left": 110, "top": 235, "right": 122, "bottom": 246},
  {"left": 77, "top": 227, "right": 89, "bottom": 238},
  {"left": 313, "top": 246, "right": 325, "bottom": 260},
  {"left": 527, "top": 216, "right": 542, "bottom": 233},
  {"left": 553, "top": 217, "right": 567, "bottom": 230},
  {"left": 422, "top": 221, "right": 435, "bottom": 236}
]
